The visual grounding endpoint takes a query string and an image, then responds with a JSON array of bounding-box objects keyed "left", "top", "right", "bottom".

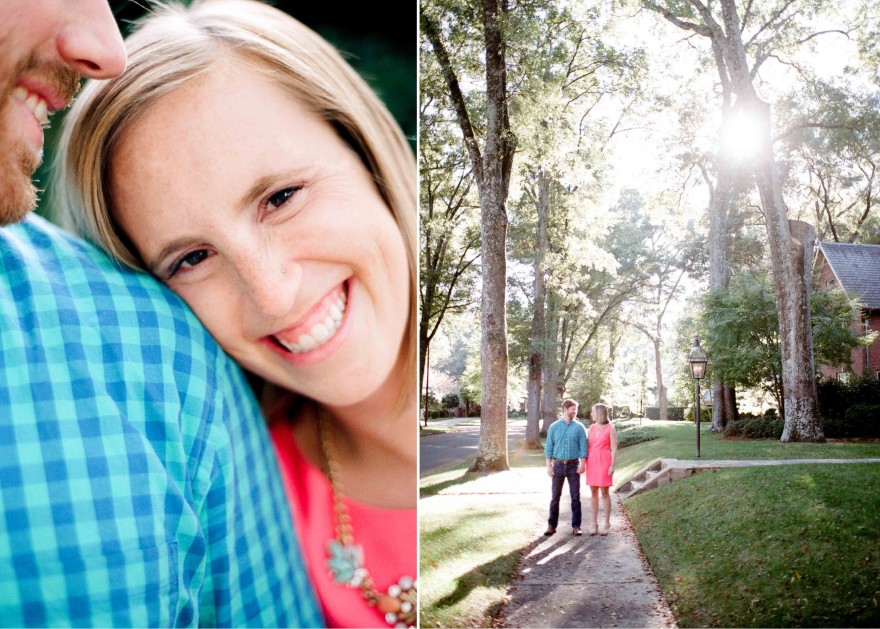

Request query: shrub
[
  {"left": 616, "top": 406, "right": 633, "bottom": 419},
  {"left": 441, "top": 393, "right": 460, "bottom": 410},
  {"left": 667, "top": 407, "right": 686, "bottom": 421},
  {"left": 612, "top": 419, "right": 641, "bottom": 433},
  {"left": 617, "top": 427, "right": 660, "bottom": 448},
  {"left": 763, "top": 407, "right": 778, "bottom": 420},
  {"left": 821, "top": 404, "right": 880, "bottom": 438},
  {"left": 644, "top": 406, "right": 686, "bottom": 420},
  {"left": 685, "top": 407, "right": 711, "bottom": 423},
  {"left": 818, "top": 375, "right": 880, "bottom": 420},
  {"left": 723, "top": 416, "right": 784, "bottom": 439}
]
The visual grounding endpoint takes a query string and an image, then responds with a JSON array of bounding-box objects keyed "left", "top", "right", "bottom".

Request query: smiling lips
[
  {"left": 11, "top": 86, "right": 49, "bottom": 126},
  {"left": 272, "top": 283, "right": 348, "bottom": 354}
]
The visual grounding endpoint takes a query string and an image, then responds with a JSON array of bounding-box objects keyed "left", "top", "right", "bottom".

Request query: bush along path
[{"left": 501, "top": 470, "right": 677, "bottom": 629}]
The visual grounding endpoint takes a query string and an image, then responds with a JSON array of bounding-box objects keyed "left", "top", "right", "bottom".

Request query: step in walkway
[{"left": 616, "top": 457, "right": 880, "bottom": 501}]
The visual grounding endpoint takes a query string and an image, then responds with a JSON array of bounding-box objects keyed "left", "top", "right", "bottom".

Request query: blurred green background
[{"left": 36, "top": 0, "right": 416, "bottom": 219}]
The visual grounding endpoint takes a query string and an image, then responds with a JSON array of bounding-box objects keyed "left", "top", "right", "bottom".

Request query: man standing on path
[
  {"left": 0, "top": 2, "right": 320, "bottom": 626},
  {"left": 544, "top": 398, "right": 588, "bottom": 536}
]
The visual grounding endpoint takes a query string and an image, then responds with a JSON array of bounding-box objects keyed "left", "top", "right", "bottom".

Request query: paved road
[{"left": 420, "top": 419, "right": 529, "bottom": 476}]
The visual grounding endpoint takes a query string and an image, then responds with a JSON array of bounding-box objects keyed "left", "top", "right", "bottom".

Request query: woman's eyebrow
[
  {"left": 237, "top": 169, "right": 310, "bottom": 212},
  {"left": 238, "top": 175, "right": 277, "bottom": 212},
  {"left": 150, "top": 237, "right": 197, "bottom": 271}
]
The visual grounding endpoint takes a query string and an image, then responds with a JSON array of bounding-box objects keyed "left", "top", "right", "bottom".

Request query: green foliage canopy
[{"left": 702, "top": 271, "right": 869, "bottom": 411}]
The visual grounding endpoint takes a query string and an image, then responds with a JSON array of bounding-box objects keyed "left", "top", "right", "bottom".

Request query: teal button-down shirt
[
  {"left": 0, "top": 216, "right": 323, "bottom": 627},
  {"left": 545, "top": 417, "right": 588, "bottom": 461}
]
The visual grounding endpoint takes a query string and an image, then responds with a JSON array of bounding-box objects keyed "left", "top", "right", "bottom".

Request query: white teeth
[
  {"left": 311, "top": 323, "right": 330, "bottom": 343},
  {"left": 329, "top": 304, "right": 342, "bottom": 322},
  {"left": 11, "top": 87, "right": 50, "bottom": 126},
  {"left": 275, "top": 287, "right": 349, "bottom": 354},
  {"left": 298, "top": 333, "right": 318, "bottom": 351},
  {"left": 34, "top": 100, "right": 48, "bottom": 125}
]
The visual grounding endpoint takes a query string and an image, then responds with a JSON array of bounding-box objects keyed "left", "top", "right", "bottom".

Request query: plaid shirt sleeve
[{"left": 0, "top": 216, "right": 322, "bottom": 628}]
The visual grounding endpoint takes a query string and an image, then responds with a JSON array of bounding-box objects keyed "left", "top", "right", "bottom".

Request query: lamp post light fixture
[{"left": 689, "top": 336, "right": 709, "bottom": 458}]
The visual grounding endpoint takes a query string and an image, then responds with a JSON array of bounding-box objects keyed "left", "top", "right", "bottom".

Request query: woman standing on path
[{"left": 586, "top": 403, "right": 618, "bottom": 535}]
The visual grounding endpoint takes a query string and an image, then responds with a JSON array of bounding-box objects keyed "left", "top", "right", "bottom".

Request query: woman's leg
[
  {"left": 590, "top": 486, "right": 600, "bottom": 532},
  {"left": 601, "top": 486, "right": 611, "bottom": 528}
]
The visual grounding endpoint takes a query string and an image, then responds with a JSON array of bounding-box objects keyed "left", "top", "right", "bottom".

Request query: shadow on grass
[
  {"left": 433, "top": 547, "right": 527, "bottom": 610},
  {"left": 420, "top": 469, "right": 481, "bottom": 497}
]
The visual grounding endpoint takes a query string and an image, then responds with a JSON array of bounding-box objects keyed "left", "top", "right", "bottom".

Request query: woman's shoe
[
  {"left": 589, "top": 523, "right": 599, "bottom": 536},
  {"left": 599, "top": 522, "right": 610, "bottom": 536}
]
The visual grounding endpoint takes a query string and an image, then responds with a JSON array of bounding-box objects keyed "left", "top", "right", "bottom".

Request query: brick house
[{"left": 814, "top": 242, "right": 880, "bottom": 380}]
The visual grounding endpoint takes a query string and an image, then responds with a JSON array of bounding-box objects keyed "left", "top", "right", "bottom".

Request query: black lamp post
[{"left": 689, "top": 336, "right": 708, "bottom": 458}]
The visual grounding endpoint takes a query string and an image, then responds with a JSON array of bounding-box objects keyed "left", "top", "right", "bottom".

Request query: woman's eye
[
  {"left": 266, "top": 186, "right": 301, "bottom": 211},
  {"left": 169, "top": 249, "right": 211, "bottom": 278}
]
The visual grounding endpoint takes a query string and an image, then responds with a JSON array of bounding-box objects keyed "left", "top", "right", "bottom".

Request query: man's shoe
[
  {"left": 573, "top": 527, "right": 583, "bottom": 536},
  {"left": 544, "top": 526, "right": 556, "bottom": 536}
]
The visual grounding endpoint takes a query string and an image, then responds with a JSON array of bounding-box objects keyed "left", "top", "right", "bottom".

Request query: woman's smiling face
[{"left": 109, "top": 66, "right": 411, "bottom": 406}]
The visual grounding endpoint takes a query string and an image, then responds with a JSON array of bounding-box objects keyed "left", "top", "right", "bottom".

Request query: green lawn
[
  {"left": 419, "top": 445, "right": 546, "bottom": 627},
  {"left": 615, "top": 420, "right": 880, "bottom": 485},
  {"left": 420, "top": 420, "right": 880, "bottom": 627},
  {"left": 626, "top": 463, "right": 880, "bottom": 627}
]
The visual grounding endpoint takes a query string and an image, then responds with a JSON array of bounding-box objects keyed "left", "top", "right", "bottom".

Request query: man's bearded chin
[
  {"left": 0, "top": 113, "right": 41, "bottom": 226},
  {"left": 0, "top": 55, "right": 79, "bottom": 225}
]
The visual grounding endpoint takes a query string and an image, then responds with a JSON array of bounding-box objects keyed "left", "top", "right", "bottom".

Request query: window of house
[{"left": 837, "top": 372, "right": 850, "bottom": 384}]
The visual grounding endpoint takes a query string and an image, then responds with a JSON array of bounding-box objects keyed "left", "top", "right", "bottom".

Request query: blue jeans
[{"left": 548, "top": 460, "right": 581, "bottom": 528}]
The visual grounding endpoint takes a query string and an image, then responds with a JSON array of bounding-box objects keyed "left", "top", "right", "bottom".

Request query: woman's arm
[{"left": 608, "top": 424, "right": 618, "bottom": 477}]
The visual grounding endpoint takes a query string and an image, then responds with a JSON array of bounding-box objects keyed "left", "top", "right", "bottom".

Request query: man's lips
[
  {"left": 12, "top": 86, "right": 49, "bottom": 126},
  {"left": 16, "top": 75, "right": 72, "bottom": 112},
  {"left": 270, "top": 282, "right": 348, "bottom": 354}
]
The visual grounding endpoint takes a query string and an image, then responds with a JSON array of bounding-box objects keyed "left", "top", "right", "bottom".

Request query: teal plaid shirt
[
  {"left": 0, "top": 216, "right": 323, "bottom": 627},
  {"left": 544, "top": 418, "right": 588, "bottom": 461}
]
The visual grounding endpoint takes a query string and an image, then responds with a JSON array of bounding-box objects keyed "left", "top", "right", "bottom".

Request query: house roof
[{"left": 818, "top": 241, "right": 880, "bottom": 309}]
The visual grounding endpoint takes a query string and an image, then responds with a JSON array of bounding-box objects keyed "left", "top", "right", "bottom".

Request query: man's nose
[{"left": 55, "top": 0, "right": 127, "bottom": 79}]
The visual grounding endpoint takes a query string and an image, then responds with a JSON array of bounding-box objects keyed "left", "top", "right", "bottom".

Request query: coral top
[
  {"left": 586, "top": 422, "right": 614, "bottom": 487},
  {"left": 270, "top": 421, "right": 417, "bottom": 628}
]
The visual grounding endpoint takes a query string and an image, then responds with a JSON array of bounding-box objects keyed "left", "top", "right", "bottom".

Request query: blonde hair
[
  {"left": 591, "top": 403, "right": 609, "bottom": 424},
  {"left": 54, "top": 0, "right": 416, "bottom": 389}
]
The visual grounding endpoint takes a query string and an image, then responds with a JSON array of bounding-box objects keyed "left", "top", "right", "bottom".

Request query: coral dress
[
  {"left": 270, "top": 421, "right": 417, "bottom": 628},
  {"left": 586, "top": 422, "right": 614, "bottom": 487}
]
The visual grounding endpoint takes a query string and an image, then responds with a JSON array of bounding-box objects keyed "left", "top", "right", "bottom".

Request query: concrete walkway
[
  {"left": 422, "top": 464, "right": 675, "bottom": 628},
  {"left": 502, "top": 470, "right": 676, "bottom": 628}
]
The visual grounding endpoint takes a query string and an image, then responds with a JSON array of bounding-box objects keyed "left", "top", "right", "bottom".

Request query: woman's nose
[
  {"left": 237, "top": 255, "right": 301, "bottom": 320},
  {"left": 55, "top": 0, "right": 127, "bottom": 79}
]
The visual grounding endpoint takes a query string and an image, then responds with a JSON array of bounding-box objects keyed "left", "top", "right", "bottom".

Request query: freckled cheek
[{"left": 174, "top": 285, "right": 246, "bottom": 351}]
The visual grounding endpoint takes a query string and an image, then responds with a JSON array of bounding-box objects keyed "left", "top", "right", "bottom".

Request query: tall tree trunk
[
  {"left": 778, "top": 220, "right": 822, "bottom": 440},
  {"left": 708, "top": 143, "right": 734, "bottom": 432},
  {"left": 525, "top": 173, "right": 550, "bottom": 449},
  {"left": 717, "top": 0, "right": 822, "bottom": 442},
  {"left": 723, "top": 383, "right": 739, "bottom": 424},
  {"left": 470, "top": 0, "right": 514, "bottom": 470},
  {"left": 419, "top": 294, "right": 431, "bottom": 407},
  {"left": 653, "top": 337, "right": 667, "bottom": 421},
  {"left": 541, "top": 290, "right": 559, "bottom": 436}
]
